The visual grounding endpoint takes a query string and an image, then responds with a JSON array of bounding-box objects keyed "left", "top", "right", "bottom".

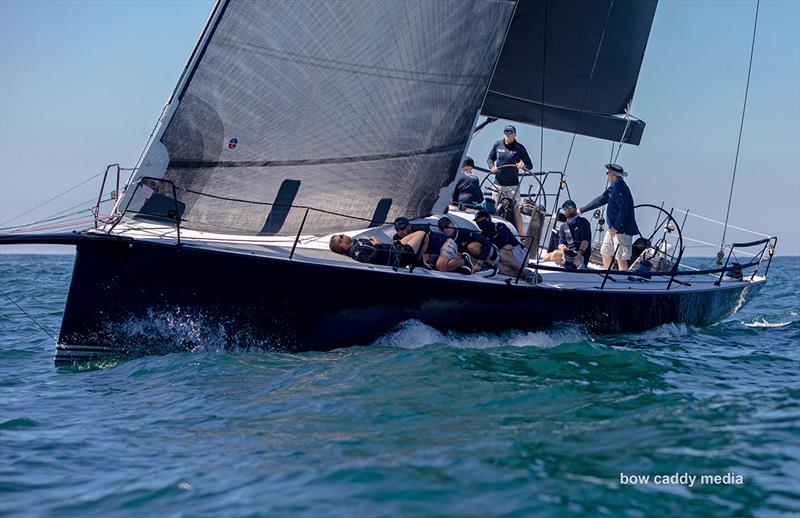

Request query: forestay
[{"left": 119, "top": 0, "right": 516, "bottom": 236}]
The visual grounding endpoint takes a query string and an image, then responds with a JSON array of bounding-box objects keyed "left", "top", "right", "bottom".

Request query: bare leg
[
  {"left": 400, "top": 231, "right": 428, "bottom": 256},
  {"left": 514, "top": 207, "right": 524, "bottom": 236},
  {"left": 497, "top": 246, "right": 527, "bottom": 277},
  {"left": 602, "top": 255, "right": 612, "bottom": 269},
  {"left": 542, "top": 249, "right": 564, "bottom": 263},
  {"left": 617, "top": 259, "right": 629, "bottom": 270},
  {"left": 435, "top": 256, "right": 465, "bottom": 272}
]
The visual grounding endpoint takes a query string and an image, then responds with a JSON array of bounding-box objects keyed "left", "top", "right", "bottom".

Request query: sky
[{"left": 1, "top": 0, "right": 798, "bottom": 255}]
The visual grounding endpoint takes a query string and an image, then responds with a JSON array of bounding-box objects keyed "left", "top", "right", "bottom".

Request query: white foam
[
  {"left": 372, "top": 319, "right": 589, "bottom": 350},
  {"left": 743, "top": 319, "right": 792, "bottom": 328}
]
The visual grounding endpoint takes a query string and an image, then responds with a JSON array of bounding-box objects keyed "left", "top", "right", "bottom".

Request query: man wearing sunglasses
[
  {"left": 486, "top": 125, "right": 533, "bottom": 235},
  {"left": 579, "top": 164, "right": 640, "bottom": 270},
  {"left": 543, "top": 200, "right": 592, "bottom": 269},
  {"left": 393, "top": 217, "right": 471, "bottom": 274}
]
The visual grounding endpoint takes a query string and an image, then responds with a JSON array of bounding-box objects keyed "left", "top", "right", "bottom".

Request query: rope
[
  {"left": 562, "top": 0, "right": 615, "bottom": 175},
  {"left": 0, "top": 287, "right": 58, "bottom": 342},
  {"left": 721, "top": 0, "right": 760, "bottom": 248}
]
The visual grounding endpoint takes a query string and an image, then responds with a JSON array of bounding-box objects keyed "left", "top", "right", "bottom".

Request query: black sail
[
  {"left": 122, "top": 0, "right": 516, "bottom": 236},
  {"left": 483, "top": 0, "right": 658, "bottom": 145}
]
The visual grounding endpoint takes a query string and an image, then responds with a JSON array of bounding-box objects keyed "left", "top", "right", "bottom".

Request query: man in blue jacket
[
  {"left": 579, "top": 164, "right": 640, "bottom": 270},
  {"left": 486, "top": 125, "right": 533, "bottom": 235},
  {"left": 452, "top": 156, "right": 483, "bottom": 205}
]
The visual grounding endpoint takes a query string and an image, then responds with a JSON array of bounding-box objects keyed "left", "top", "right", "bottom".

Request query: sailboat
[{"left": 0, "top": 0, "right": 777, "bottom": 364}]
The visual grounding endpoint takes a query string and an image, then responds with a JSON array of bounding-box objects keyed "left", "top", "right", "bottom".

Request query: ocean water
[{"left": 0, "top": 254, "right": 798, "bottom": 517}]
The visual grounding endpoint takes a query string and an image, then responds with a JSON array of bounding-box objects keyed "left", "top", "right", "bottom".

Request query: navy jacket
[
  {"left": 557, "top": 216, "right": 592, "bottom": 265},
  {"left": 424, "top": 231, "right": 449, "bottom": 256},
  {"left": 346, "top": 239, "right": 396, "bottom": 265},
  {"left": 452, "top": 169, "right": 483, "bottom": 204},
  {"left": 486, "top": 140, "right": 533, "bottom": 186},
  {"left": 580, "top": 179, "right": 640, "bottom": 236},
  {"left": 392, "top": 223, "right": 431, "bottom": 244},
  {"left": 450, "top": 228, "right": 493, "bottom": 261},
  {"left": 476, "top": 219, "right": 521, "bottom": 249},
  {"left": 392, "top": 224, "right": 451, "bottom": 258}
]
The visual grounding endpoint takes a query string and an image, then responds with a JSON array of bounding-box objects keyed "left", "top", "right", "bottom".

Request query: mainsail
[
  {"left": 118, "top": 0, "right": 516, "bottom": 236},
  {"left": 483, "top": 0, "right": 658, "bottom": 145}
]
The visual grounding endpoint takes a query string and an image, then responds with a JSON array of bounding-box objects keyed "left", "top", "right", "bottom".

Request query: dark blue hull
[{"left": 54, "top": 237, "right": 763, "bottom": 363}]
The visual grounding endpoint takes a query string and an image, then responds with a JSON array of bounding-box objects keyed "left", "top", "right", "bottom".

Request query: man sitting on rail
[
  {"left": 437, "top": 216, "right": 497, "bottom": 275},
  {"left": 393, "top": 217, "right": 471, "bottom": 274},
  {"left": 329, "top": 230, "right": 425, "bottom": 268},
  {"left": 473, "top": 209, "right": 531, "bottom": 278}
]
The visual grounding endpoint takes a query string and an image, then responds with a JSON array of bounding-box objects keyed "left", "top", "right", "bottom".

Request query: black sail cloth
[
  {"left": 121, "top": 0, "right": 517, "bottom": 236},
  {"left": 483, "top": 0, "right": 658, "bottom": 145}
]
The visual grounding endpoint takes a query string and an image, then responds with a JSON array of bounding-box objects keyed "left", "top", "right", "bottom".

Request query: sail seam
[
  {"left": 215, "top": 39, "right": 483, "bottom": 85},
  {"left": 168, "top": 143, "right": 465, "bottom": 169}
]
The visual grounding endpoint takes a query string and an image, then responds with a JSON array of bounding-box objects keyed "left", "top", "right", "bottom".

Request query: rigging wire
[
  {"left": 0, "top": 199, "right": 114, "bottom": 232},
  {"left": 720, "top": 0, "right": 760, "bottom": 251},
  {"left": 0, "top": 287, "right": 58, "bottom": 342},
  {"left": 0, "top": 171, "right": 103, "bottom": 228},
  {"left": 561, "top": 0, "right": 615, "bottom": 175},
  {"left": 539, "top": 0, "right": 548, "bottom": 175}
]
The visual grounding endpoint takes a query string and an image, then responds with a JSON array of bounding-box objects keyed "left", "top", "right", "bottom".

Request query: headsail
[
  {"left": 483, "top": 0, "right": 658, "bottom": 145},
  {"left": 118, "top": 0, "right": 516, "bottom": 236}
]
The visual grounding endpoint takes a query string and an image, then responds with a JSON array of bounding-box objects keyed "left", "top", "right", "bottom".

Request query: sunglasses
[{"left": 503, "top": 130, "right": 515, "bottom": 135}]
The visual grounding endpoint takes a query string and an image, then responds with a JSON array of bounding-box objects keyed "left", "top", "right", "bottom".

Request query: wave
[
  {"left": 743, "top": 319, "right": 792, "bottom": 328},
  {"left": 372, "top": 319, "right": 590, "bottom": 350}
]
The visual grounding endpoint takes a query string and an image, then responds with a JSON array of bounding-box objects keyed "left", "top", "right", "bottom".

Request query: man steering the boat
[
  {"left": 579, "top": 164, "right": 640, "bottom": 270},
  {"left": 486, "top": 125, "right": 533, "bottom": 235}
]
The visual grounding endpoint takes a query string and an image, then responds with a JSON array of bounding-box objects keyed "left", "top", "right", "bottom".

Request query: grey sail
[
  {"left": 120, "top": 0, "right": 516, "bottom": 236},
  {"left": 483, "top": 0, "right": 658, "bottom": 145}
]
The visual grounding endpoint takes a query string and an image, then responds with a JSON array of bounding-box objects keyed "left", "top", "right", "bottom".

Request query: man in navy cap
[
  {"left": 579, "top": 164, "right": 640, "bottom": 270},
  {"left": 437, "top": 216, "right": 494, "bottom": 274},
  {"left": 393, "top": 217, "right": 471, "bottom": 274},
  {"left": 543, "top": 200, "right": 592, "bottom": 269},
  {"left": 486, "top": 124, "right": 533, "bottom": 235},
  {"left": 474, "top": 210, "right": 528, "bottom": 276},
  {"left": 452, "top": 156, "right": 483, "bottom": 205}
]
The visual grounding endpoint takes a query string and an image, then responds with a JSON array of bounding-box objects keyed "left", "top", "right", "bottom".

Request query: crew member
[
  {"left": 474, "top": 210, "right": 530, "bottom": 277},
  {"left": 393, "top": 217, "right": 470, "bottom": 274},
  {"left": 330, "top": 230, "right": 426, "bottom": 267},
  {"left": 543, "top": 200, "right": 591, "bottom": 268},
  {"left": 579, "top": 164, "right": 640, "bottom": 270},
  {"left": 486, "top": 125, "right": 533, "bottom": 235},
  {"left": 452, "top": 156, "right": 483, "bottom": 205},
  {"left": 437, "top": 216, "right": 496, "bottom": 274}
]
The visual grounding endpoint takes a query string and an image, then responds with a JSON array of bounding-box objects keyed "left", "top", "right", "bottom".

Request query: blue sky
[{"left": 1, "top": 0, "right": 798, "bottom": 254}]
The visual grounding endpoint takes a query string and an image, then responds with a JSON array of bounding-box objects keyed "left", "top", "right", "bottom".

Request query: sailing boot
[{"left": 455, "top": 253, "right": 473, "bottom": 275}]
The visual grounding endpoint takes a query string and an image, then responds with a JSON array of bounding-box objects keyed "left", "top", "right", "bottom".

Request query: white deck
[{"left": 98, "top": 214, "right": 765, "bottom": 295}]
